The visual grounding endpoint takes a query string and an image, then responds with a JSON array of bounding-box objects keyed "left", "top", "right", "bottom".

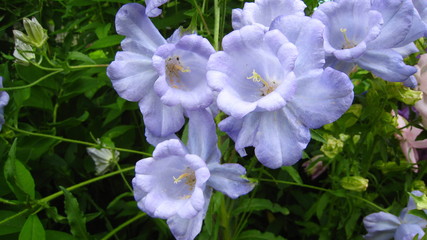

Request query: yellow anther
[
  {"left": 247, "top": 70, "right": 276, "bottom": 96},
  {"left": 173, "top": 172, "right": 191, "bottom": 184},
  {"left": 339, "top": 28, "right": 355, "bottom": 49},
  {"left": 166, "top": 56, "right": 190, "bottom": 89}
]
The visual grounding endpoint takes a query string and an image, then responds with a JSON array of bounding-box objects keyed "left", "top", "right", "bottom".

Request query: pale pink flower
[{"left": 394, "top": 111, "right": 427, "bottom": 172}]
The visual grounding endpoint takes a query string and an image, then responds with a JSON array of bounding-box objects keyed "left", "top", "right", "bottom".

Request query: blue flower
[
  {"left": 313, "top": 0, "right": 425, "bottom": 82},
  {"left": 107, "top": 3, "right": 215, "bottom": 138},
  {"left": 207, "top": 16, "right": 354, "bottom": 169},
  {"left": 232, "top": 0, "right": 306, "bottom": 31},
  {"left": 0, "top": 77, "right": 9, "bottom": 131},
  {"left": 133, "top": 110, "right": 254, "bottom": 240},
  {"left": 363, "top": 191, "right": 427, "bottom": 240}
]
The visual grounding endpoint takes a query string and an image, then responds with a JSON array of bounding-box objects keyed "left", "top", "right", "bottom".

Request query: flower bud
[
  {"left": 340, "top": 176, "right": 369, "bottom": 192},
  {"left": 388, "top": 82, "right": 422, "bottom": 105},
  {"left": 87, "top": 139, "right": 120, "bottom": 175},
  {"left": 13, "top": 39, "right": 35, "bottom": 64},
  {"left": 320, "top": 134, "right": 346, "bottom": 158},
  {"left": 13, "top": 17, "right": 48, "bottom": 48}
]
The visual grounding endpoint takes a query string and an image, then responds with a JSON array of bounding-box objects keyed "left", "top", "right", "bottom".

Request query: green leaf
[
  {"left": 232, "top": 198, "right": 289, "bottom": 216},
  {"left": 0, "top": 210, "right": 27, "bottom": 236},
  {"left": 408, "top": 209, "right": 427, "bottom": 221},
  {"left": 104, "top": 125, "right": 135, "bottom": 139},
  {"left": 68, "top": 51, "right": 96, "bottom": 64},
  {"left": 316, "top": 193, "right": 329, "bottom": 220},
  {"left": 49, "top": 111, "right": 89, "bottom": 128},
  {"left": 238, "top": 230, "right": 287, "bottom": 240},
  {"left": 45, "top": 230, "right": 76, "bottom": 240},
  {"left": 4, "top": 139, "right": 36, "bottom": 200},
  {"left": 88, "top": 35, "right": 124, "bottom": 49},
  {"left": 281, "top": 166, "right": 302, "bottom": 184},
  {"left": 18, "top": 215, "right": 45, "bottom": 240},
  {"left": 60, "top": 187, "right": 90, "bottom": 240}
]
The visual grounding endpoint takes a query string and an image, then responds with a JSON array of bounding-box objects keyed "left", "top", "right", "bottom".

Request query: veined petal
[
  {"left": 107, "top": 51, "right": 157, "bottom": 102},
  {"left": 363, "top": 212, "right": 401, "bottom": 240},
  {"left": 253, "top": 109, "right": 311, "bottom": 168},
  {"left": 356, "top": 49, "right": 417, "bottom": 82},
  {"left": 370, "top": 0, "right": 415, "bottom": 48},
  {"left": 167, "top": 189, "right": 212, "bottom": 240},
  {"left": 186, "top": 110, "right": 221, "bottom": 164},
  {"left": 231, "top": 0, "right": 306, "bottom": 31},
  {"left": 115, "top": 3, "right": 166, "bottom": 53},
  {"left": 270, "top": 15, "right": 325, "bottom": 75},
  {"left": 145, "top": 0, "right": 169, "bottom": 17},
  {"left": 288, "top": 67, "right": 354, "bottom": 129},
  {"left": 139, "top": 90, "right": 185, "bottom": 137},
  {"left": 207, "top": 162, "right": 255, "bottom": 199}
]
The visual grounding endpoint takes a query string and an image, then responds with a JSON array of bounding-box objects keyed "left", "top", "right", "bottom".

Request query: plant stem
[
  {"left": 259, "top": 178, "right": 387, "bottom": 212},
  {"left": 6, "top": 124, "right": 151, "bottom": 156},
  {"left": 0, "top": 70, "right": 62, "bottom": 91},
  {"left": 41, "top": 166, "right": 135, "bottom": 203},
  {"left": 213, "top": 0, "right": 220, "bottom": 50},
  {"left": 100, "top": 212, "right": 146, "bottom": 240}
]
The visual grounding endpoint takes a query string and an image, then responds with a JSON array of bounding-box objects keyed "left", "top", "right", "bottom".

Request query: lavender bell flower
[
  {"left": 232, "top": 0, "right": 306, "bottom": 31},
  {"left": 107, "top": 3, "right": 215, "bottom": 139},
  {"left": 0, "top": 77, "right": 9, "bottom": 131},
  {"left": 207, "top": 16, "right": 354, "bottom": 169},
  {"left": 133, "top": 110, "right": 254, "bottom": 240},
  {"left": 313, "top": 0, "right": 426, "bottom": 83},
  {"left": 363, "top": 191, "right": 427, "bottom": 240}
]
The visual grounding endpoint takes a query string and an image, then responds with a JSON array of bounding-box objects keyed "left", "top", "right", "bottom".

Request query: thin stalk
[
  {"left": 213, "top": 0, "right": 220, "bottom": 50},
  {"left": 259, "top": 178, "right": 387, "bottom": 212},
  {"left": 100, "top": 212, "right": 146, "bottom": 240},
  {"left": 0, "top": 70, "right": 62, "bottom": 91},
  {"left": 6, "top": 124, "right": 151, "bottom": 156},
  {"left": 41, "top": 166, "right": 135, "bottom": 203}
]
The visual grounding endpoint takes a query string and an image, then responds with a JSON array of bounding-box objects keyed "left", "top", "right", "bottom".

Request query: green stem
[
  {"left": 6, "top": 124, "right": 151, "bottom": 156},
  {"left": 0, "top": 209, "right": 30, "bottom": 225},
  {"left": 192, "top": 0, "right": 211, "bottom": 35},
  {"left": 0, "top": 70, "right": 62, "bottom": 91},
  {"left": 41, "top": 166, "right": 135, "bottom": 203},
  {"left": 69, "top": 64, "right": 109, "bottom": 69},
  {"left": 213, "top": 0, "right": 220, "bottom": 50},
  {"left": 0, "top": 197, "right": 19, "bottom": 205},
  {"left": 100, "top": 212, "right": 146, "bottom": 240},
  {"left": 115, "top": 162, "right": 134, "bottom": 193},
  {"left": 259, "top": 178, "right": 387, "bottom": 212}
]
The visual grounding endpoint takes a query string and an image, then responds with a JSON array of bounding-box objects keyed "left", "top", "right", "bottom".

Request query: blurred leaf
[
  {"left": 18, "top": 215, "right": 45, "bottom": 240},
  {"left": 4, "top": 139, "right": 35, "bottom": 200},
  {"left": 237, "top": 230, "right": 287, "bottom": 240},
  {"left": 68, "top": 52, "right": 96, "bottom": 64},
  {"left": 232, "top": 198, "right": 289, "bottom": 216},
  {"left": 45, "top": 230, "right": 75, "bottom": 240},
  {"left": 104, "top": 125, "right": 134, "bottom": 139},
  {"left": 87, "top": 35, "right": 124, "bottom": 49},
  {"left": 49, "top": 111, "right": 89, "bottom": 127},
  {"left": 60, "top": 187, "right": 90, "bottom": 240},
  {"left": 281, "top": 166, "right": 302, "bottom": 184},
  {"left": 0, "top": 210, "right": 27, "bottom": 236}
]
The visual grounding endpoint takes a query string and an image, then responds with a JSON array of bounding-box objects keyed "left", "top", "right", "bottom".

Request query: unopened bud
[
  {"left": 340, "top": 176, "right": 369, "bottom": 192},
  {"left": 13, "top": 17, "right": 48, "bottom": 48}
]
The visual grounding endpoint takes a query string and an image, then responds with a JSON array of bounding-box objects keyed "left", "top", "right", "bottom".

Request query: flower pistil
[
  {"left": 166, "top": 56, "right": 191, "bottom": 88},
  {"left": 247, "top": 70, "right": 277, "bottom": 96}
]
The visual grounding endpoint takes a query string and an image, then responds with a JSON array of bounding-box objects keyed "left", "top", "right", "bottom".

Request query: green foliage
[{"left": 18, "top": 215, "right": 46, "bottom": 240}]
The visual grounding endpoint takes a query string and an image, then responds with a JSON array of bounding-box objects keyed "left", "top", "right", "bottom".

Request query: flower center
[
  {"left": 165, "top": 56, "right": 191, "bottom": 89},
  {"left": 247, "top": 70, "right": 277, "bottom": 96},
  {"left": 172, "top": 167, "right": 196, "bottom": 198},
  {"left": 340, "top": 28, "right": 356, "bottom": 49}
]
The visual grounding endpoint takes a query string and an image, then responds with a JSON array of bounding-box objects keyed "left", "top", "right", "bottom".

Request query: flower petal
[{"left": 363, "top": 212, "right": 400, "bottom": 240}]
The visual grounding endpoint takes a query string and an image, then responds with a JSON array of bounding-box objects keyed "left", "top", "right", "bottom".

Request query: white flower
[{"left": 87, "top": 140, "right": 120, "bottom": 175}]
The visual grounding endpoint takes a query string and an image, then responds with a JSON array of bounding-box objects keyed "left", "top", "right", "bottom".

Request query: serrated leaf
[
  {"left": 237, "top": 230, "right": 287, "bottom": 240},
  {"left": 4, "top": 139, "right": 35, "bottom": 200},
  {"left": 60, "top": 187, "right": 90, "bottom": 240},
  {"left": 232, "top": 198, "right": 289, "bottom": 216},
  {"left": 18, "top": 215, "right": 45, "bottom": 240},
  {"left": 88, "top": 35, "right": 124, "bottom": 49}
]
